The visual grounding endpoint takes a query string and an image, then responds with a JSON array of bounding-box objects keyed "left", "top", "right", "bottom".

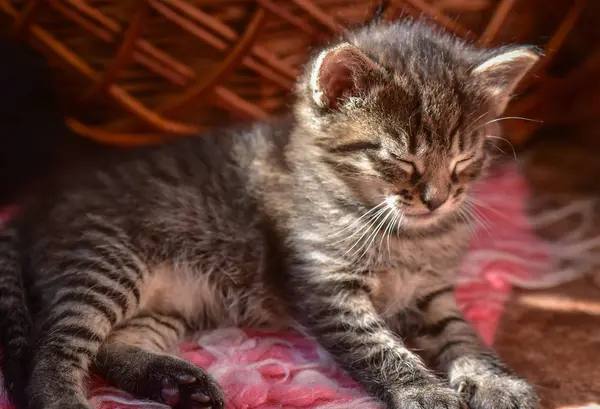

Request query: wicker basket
[{"left": 0, "top": 0, "right": 589, "bottom": 146}]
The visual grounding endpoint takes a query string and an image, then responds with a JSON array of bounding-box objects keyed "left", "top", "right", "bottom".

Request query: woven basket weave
[{"left": 0, "top": 0, "right": 588, "bottom": 146}]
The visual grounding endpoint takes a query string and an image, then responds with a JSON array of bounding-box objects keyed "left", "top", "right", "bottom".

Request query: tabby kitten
[{"left": 0, "top": 21, "right": 539, "bottom": 409}]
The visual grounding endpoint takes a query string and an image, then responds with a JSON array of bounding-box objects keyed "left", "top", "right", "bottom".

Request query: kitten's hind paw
[
  {"left": 143, "top": 356, "right": 225, "bottom": 409},
  {"left": 96, "top": 346, "right": 225, "bottom": 409}
]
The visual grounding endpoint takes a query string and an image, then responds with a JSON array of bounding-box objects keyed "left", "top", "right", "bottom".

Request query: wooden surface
[{"left": 495, "top": 279, "right": 600, "bottom": 409}]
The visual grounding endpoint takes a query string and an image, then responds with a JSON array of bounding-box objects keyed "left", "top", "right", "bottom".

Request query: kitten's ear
[
  {"left": 470, "top": 47, "right": 540, "bottom": 113},
  {"left": 310, "top": 43, "right": 385, "bottom": 110}
]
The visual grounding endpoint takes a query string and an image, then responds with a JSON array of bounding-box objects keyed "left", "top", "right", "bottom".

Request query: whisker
[
  {"left": 331, "top": 203, "right": 387, "bottom": 239},
  {"left": 396, "top": 213, "right": 404, "bottom": 237},
  {"left": 464, "top": 110, "right": 492, "bottom": 134},
  {"left": 348, "top": 208, "right": 386, "bottom": 252},
  {"left": 329, "top": 201, "right": 387, "bottom": 244},
  {"left": 465, "top": 198, "right": 496, "bottom": 235},
  {"left": 485, "top": 135, "right": 517, "bottom": 161},
  {"left": 482, "top": 116, "right": 543, "bottom": 126},
  {"left": 374, "top": 209, "right": 396, "bottom": 260},
  {"left": 465, "top": 197, "right": 492, "bottom": 219},
  {"left": 457, "top": 209, "right": 471, "bottom": 235},
  {"left": 344, "top": 206, "right": 388, "bottom": 258},
  {"left": 362, "top": 208, "right": 393, "bottom": 260},
  {"left": 384, "top": 209, "right": 400, "bottom": 258},
  {"left": 457, "top": 207, "right": 476, "bottom": 235},
  {"left": 378, "top": 211, "right": 392, "bottom": 257},
  {"left": 487, "top": 142, "right": 510, "bottom": 158},
  {"left": 466, "top": 196, "right": 513, "bottom": 223},
  {"left": 357, "top": 207, "right": 393, "bottom": 261},
  {"left": 468, "top": 206, "right": 492, "bottom": 235}
]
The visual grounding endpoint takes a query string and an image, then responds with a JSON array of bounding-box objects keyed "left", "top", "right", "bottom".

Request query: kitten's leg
[
  {"left": 411, "top": 285, "right": 538, "bottom": 409},
  {"left": 26, "top": 230, "right": 147, "bottom": 409},
  {"left": 28, "top": 282, "right": 140, "bottom": 408},
  {"left": 278, "top": 261, "right": 462, "bottom": 409},
  {"left": 95, "top": 311, "right": 224, "bottom": 409}
]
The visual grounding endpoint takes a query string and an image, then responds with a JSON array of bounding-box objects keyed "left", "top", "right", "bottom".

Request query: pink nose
[{"left": 420, "top": 186, "right": 448, "bottom": 211}]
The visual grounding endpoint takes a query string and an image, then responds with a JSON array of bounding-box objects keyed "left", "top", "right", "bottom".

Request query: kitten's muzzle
[{"left": 419, "top": 184, "right": 449, "bottom": 211}]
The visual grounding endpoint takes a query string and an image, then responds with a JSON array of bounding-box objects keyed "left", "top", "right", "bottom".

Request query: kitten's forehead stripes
[
  {"left": 447, "top": 88, "right": 466, "bottom": 154},
  {"left": 450, "top": 114, "right": 466, "bottom": 155},
  {"left": 384, "top": 127, "right": 410, "bottom": 155},
  {"left": 455, "top": 131, "right": 465, "bottom": 154},
  {"left": 401, "top": 98, "right": 466, "bottom": 156},
  {"left": 400, "top": 103, "right": 419, "bottom": 155},
  {"left": 407, "top": 123, "right": 419, "bottom": 155}
]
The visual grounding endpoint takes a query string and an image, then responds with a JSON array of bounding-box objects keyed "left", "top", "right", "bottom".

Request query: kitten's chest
[
  {"left": 368, "top": 268, "right": 428, "bottom": 319},
  {"left": 364, "top": 237, "right": 463, "bottom": 318}
]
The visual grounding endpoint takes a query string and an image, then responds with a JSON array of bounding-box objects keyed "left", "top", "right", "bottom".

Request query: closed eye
[
  {"left": 389, "top": 154, "right": 416, "bottom": 173},
  {"left": 330, "top": 141, "right": 381, "bottom": 153},
  {"left": 453, "top": 156, "right": 475, "bottom": 174},
  {"left": 452, "top": 155, "right": 484, "bottom": 182}
]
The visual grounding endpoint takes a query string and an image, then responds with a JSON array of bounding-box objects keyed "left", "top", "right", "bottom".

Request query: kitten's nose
[{"left": 420, "top": 186, "right": 448, "bottom": 211}]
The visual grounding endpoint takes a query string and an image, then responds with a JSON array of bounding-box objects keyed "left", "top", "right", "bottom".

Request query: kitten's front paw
[
  {"left": 395, "top": 383, "right": 464, "bottom": 409},
  {"left": 449, "top": 358, "right": 537, "bottom": 409}
]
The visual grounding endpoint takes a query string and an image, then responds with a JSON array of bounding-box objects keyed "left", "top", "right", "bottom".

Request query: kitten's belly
[{"left": 142, "top": 263, "right": 288, "bottom": 330}]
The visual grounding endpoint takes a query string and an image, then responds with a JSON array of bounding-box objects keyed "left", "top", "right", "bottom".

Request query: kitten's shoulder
[
  {"left": 169, "top": 115, "right": 293, "bottom": 161},
  {"left": 85, "top": 115, "right": 294, "bottom": 176}
]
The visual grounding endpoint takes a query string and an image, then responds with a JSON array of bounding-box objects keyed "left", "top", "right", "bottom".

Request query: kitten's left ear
[{"left": 470, "top": 47, "right": 540, "bottom": 113}]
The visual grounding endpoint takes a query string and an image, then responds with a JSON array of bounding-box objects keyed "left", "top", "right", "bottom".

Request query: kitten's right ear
[
  {"left": 309, "top": 43, "right": 385, "bottom": 110},
  {"left": 470, "top": 47, "right": 541, "bottom": 114}
]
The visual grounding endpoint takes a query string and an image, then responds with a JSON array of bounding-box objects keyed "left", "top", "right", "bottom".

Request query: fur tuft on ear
[
  {"left": 310, "top": 43, "right": 385, "bottom": 110},
  {"left": 471, "top": 47, "right": 540, "bottom": 113}
]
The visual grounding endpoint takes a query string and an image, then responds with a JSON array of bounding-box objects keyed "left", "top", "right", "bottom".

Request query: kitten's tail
[{"left": 0, "top": 223, "right": 31, "bottom": 409}]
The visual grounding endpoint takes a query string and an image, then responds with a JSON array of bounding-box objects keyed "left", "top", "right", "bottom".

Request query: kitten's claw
[
  {"left": 395, "top": 383, "right": 464, "bottom": 409},
  {"left": 191, "top": 392, "right": 212, "bottom": 403},
  {"left": 453, "top": 375, "right": 536, "bottom": 409},
  {"left": 449, "top": 358, "right": 538, "bottom": 409},
  {"left": 160, "top": 378, "right": 181, "bottom": 406},
  {"left": 177, "top": 374, "right": 198, "bottom": 384}
]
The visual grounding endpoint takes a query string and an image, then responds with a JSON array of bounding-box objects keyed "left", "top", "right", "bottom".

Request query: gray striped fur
[{"left": 0, "top": 21, "right": 539, "bottom": 409}]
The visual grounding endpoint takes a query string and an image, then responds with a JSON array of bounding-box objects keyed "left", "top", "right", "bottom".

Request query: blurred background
[
  {"left": 1, "top": 1, "right": 600, "bottom": 408},
  {"left": 1, "top": 0, "right": 599, "bottom": 199}
]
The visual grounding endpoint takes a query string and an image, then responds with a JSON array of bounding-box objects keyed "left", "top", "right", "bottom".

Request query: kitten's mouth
[
  {"left": 404, "top": 211, "right": 437, "bottom": 220},
  {"left": 384, "top": 196, "right": 451, "bottom": 223},
  {"left": 402, "top": 207, "right": 454, "bottom": 223}
]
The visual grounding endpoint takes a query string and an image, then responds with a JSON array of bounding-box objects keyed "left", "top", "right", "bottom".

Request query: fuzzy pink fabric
[{"left": 0, "top": 164, "right": 552, "bottom": 409}]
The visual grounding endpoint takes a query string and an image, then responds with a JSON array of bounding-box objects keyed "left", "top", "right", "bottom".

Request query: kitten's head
[{"left": 295, "top": 21, "right": 539, "bottom": 230}]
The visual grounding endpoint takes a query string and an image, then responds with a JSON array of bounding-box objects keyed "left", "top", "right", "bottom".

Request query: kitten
[{"left": 0, "top": 21, "right": 539, "bottom": 409}]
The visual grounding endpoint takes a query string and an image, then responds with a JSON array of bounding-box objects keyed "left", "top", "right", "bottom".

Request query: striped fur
[
  {"left": 0, "top": 226, "right": 31, "bottom": 409},
  {"left": 0, "top": 21, "right": 538, "bottom": 409}
]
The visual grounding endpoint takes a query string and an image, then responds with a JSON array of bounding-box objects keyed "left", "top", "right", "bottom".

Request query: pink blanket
[{"left": 0, "top": 164, "right": 552, "bottom": 409}]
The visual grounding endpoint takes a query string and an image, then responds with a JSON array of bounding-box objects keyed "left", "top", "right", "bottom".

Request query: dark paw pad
[
  {"left": 159, "top": 372, "right": 219, "bottom": 409},
  {"left": 136, "top": 355, "right": 225, "bottom": 409}
]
